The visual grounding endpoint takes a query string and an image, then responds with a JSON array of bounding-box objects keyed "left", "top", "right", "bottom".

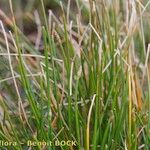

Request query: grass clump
[{"left": 0, "top": 0, "right": 150, "bottom": 149}]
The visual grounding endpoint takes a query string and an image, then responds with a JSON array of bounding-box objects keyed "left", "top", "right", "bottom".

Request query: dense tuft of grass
[{"left": 0, "top": 0, "right": 150, "bottom": 149}]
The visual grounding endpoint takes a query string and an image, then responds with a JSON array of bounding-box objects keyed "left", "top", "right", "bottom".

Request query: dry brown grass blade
[
  {"left": 133, "top": 68, "right": 143, "bottom": 111},
  {"left": 51, "top": 116, "right": 58, "bottom": 129},
  {"left": 0, "top": 9, "right": 13, "bottom": 27}
]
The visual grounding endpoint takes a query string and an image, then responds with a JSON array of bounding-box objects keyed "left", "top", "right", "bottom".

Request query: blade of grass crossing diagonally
[{"left": 9, "top": 0, "right": 41, "bottom": 128}]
